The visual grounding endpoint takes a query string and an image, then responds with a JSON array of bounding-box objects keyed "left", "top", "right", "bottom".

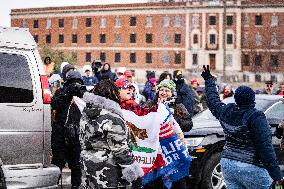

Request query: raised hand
[{"left": 201, "top": 65, "right": 213, "bottom": 80}]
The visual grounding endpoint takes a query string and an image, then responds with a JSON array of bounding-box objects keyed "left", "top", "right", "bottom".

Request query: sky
[{"left": 0, "top": 0, "right": 148, "bottom": 27}]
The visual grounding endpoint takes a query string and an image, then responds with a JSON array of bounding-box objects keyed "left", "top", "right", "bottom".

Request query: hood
[
  {"left": 83, "top": 92, "right": 123, "bottom": 118},
  {"left": 185, "top": 118, "right": 224, "bottom": 136}
]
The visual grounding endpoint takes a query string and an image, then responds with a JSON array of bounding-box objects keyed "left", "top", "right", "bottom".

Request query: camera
[
  {"left": 66, "top": 82, "right": 86, "bottom": 98},
  {"left": 92, "top": 59, "right": 103, "bottom": 70}
]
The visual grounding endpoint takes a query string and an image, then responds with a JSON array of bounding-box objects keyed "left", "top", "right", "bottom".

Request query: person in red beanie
[
  {"left": 190, "top": 79, "right": 199, "bottom": 91},
  {"left": 116, "top": 78, "right": 157, "bottom": 116}
]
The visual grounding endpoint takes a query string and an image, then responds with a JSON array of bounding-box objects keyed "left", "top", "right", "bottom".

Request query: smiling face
[
  {"left": 158, "top": 87, "right": 172, "bottom": 101},
  {"left": 119, "top": 87, "right": 134, "bottom": 101},
  {"left": 103, "top": 63, "right": 110, "bottom": 71}
]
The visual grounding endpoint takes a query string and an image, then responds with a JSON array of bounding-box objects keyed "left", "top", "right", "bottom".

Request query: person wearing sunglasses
[{"left": 256, "top": 81, "right": 275, "bottom": 95}]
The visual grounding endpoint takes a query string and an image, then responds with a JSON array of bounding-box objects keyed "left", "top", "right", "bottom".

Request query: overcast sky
[{"left": 0, "top": 0, "right": 148, "bottom": 27}]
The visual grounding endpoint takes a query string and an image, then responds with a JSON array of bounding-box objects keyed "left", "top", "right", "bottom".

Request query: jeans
[{"left": 220, "top": 158, "right": 273, "bottom": 189}]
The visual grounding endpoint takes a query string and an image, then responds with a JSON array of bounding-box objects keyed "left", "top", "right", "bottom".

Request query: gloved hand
[
  {"left": 201, "top": 65, "right": 213, "bottom": 80},
  {"left": 121, "top": 161, "right": 144, "bottom": 183}
]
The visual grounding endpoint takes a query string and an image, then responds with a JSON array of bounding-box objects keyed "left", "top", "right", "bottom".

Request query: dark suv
[{"left": 185, "top": 95, "right": 284, "bottom": 189}]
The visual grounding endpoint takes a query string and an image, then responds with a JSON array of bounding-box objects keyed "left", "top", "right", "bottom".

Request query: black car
[{"left": 185, "top": 95, "right": 284, "bottom": 189}]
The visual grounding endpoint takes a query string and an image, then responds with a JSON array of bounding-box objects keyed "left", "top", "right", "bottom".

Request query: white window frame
[
  {"left": 100, "top": 17, "right": 107, "bottom": 28},
  {"left": 146, "top": 16, "right": 153, "bottom": 27},
  {"left": 163, "top": 16, "right": 170, "bottom": 27},
  {"left": 46, "top": 19, "right": 51, "bottom": 29},
  {"left": 72, "top": 18, "right": 78, "bottom": 29}
]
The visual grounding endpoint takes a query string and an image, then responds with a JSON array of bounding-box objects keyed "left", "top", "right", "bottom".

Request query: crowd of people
[{"left": 44, "top": 56, "right": 284, "bottom": 189}]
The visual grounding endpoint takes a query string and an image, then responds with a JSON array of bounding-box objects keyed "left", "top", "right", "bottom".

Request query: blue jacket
[
  {"left": 175, "top": 78, "right": 199, "bottom": 117},
  {"left": 205, "top": 78, "right": 282, "bottom": 181},
  {"left": 142, "top": 81, "right": 156, "bottom": 101},
  {"left": 82, "top": 76, "right": 98, "bottom": 86}
]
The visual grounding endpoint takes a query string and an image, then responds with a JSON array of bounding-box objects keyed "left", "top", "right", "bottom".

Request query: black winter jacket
[{"left": 205, "top": 78, "right": 282, "bottom": 181}]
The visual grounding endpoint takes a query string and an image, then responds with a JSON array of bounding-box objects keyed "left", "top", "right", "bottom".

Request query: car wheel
[{"left": 200, "top": 152, "right": 226, "bottom": 189}]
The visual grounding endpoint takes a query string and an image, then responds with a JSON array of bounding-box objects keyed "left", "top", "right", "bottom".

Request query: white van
[{"left": 0, "top": 27, "right": 60, "bottom": 188}]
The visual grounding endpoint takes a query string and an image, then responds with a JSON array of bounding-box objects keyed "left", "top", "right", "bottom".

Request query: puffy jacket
[
  {"left": 142, "top": 81, "right": 156, "bottom": 101},
  {"left": 205, "top": 78, "right": 282, "bottom": 181},
  {"left": 175, "top": 78, "right": 199, "bottom": 117}
]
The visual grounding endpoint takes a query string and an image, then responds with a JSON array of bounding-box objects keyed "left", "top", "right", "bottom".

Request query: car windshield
[{"left": 194, "top": 97, "right": 278, "bottom": 120}]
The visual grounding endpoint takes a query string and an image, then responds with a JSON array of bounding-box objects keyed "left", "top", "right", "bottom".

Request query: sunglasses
[{"left": 266, "top": 84, "right": 273, "bottom": 88}]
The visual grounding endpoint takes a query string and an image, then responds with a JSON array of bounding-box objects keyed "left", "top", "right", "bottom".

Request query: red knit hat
[
  {"left": 191, "top": 79, "right": 200, "bottom": 86},
  {"left": 115, "top": 78, "right": 133, "bottom": 89}
]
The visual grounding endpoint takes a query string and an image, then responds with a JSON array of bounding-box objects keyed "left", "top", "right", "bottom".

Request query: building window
[
  {"left": 146, "top": 16, "right": 152, "bottom": 27},
  {"left": 174, "top": 16, "right": 182, "bottom": 27},
  {"left": 100, "top": 52, "right": 106, "bottom": 62},
  {"left": 100, "top": 34, "right": 106, "bottom": 43},
  {"left": 175, "top": 53, "right": 181, "bottom": 64},
  {"left": 243, "top": 32, "right": 249, "bottom": 47},
  {"left": 271, "top": 75, "right": 277, "bottom": 82},
  {"left": 72, "top": 18, "right": 78, "bottom": 29},
  {"left": 86, "top": 34, "right": 92, "bottom": 43},
  {"left": 209, "top": 34, "right": 216, "bottom": 44},
  {"left": 33, "top": 35, "right": 38, "bottom": 43},
  {"left": 255, "top": 74, "right": 261, "bottom": 82},
  {"left": 209, "top": 16, "right": 216, "bottom": 25},
  {"left": 22, "top": 19, "right": 27, "bottom": 28},
  {"left": 243, "top": 54, "right": 249, "bottom": 66},
  {"left": 46, "top": 34, "right": 51, "bottom": 44},
  {"left": 115, "top": 17, "right": 121, "bottom": 27},
  {"left": 130, "top": 52, "right": 136, "bottom": 63},
  {"left": 227, "top": 34, "right": 233, "bottom": 44},
  {"left": 114, "top": 53, "right": 121, "bottom": 63},
  {"left": 175, "top": 33, "right": 181, "bottom": 44},
  {"left": 146, "top": 53, "right": 152, "bottom": 64},
  {"left": 100, "top": 17, "right": 106, "bottom": 28},
  {"left": 192, "top": 15, "right": 199, "bottom": 26},
  {"left": 86, "top": 18, "right": 92, "bottom": 27},
  {"left": 193, "top": 34, "right": 199, "bottom": 44},
  {"left": 226, "top": 54, "right": 233, "bottom": 66},
  {"left": 86, "top": 52, "right": 91, "bottom": 62},
  {"left": 59, "top": 19, "right": 64, "bottom": 28},
  {"left": 72, "top": 34, "right": 77, "bottom": 43},
  {"left": 255, "top": 15, "right": 262, "bottom": 25},
  {"left": 114, "top": 33, "right": 121, "bottom": 43},
  {"left": 243, "top": 15, "right": 249, "bottom": 25},
  {"left": 163, "top": 16, "right": 170, "bottom": 27},
  {"left": 192, "top": 54, "right": 198, "bottom": 65},
  {"left": 33, "top": 20, "right": 39, "bottom": 28},
  {"left": 146, "top": 33, "right": 153, "bottom": 43},
  {"left": 271, "top": 55, "right": 278, "bottom": 67},
  {"left": 255, "top": 54, "right": 262, "bottom": 66},
  {"left": 226, "top": 15, "right": 233, "bottom": 26},
  {"left": 255, "top": 32, "right": 262, "bottom": 46},
  {"left": 162, "top": 52, "right": 169, "bottom": 64},
  {"left": 59, "top": 34, "right": 64, "bottom": 43},
  {"left": 271, "top": 16, "right": 278, "bottom": 27},
  {"left": 46, "top": 19, "right": 51, "bottom": 29},
  {"left": 130, "top": 33, "right": 136, "bottom": 43},
  {"left": 130, "top": 17, "right": 137, "bottom": 26},
  {"left": 271, "top": 33, "right": 278, "bottom": 46},
  {"left": 163, "top": 34, "right": 170, "bottom": 44}
]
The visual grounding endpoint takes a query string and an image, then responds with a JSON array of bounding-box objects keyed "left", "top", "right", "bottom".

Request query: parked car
[
  {"left": 0, "top": 27, "right": 60, "bottom": 188},
  {"left": 185, "top": 95, "right": 284, "bottom": 189}
]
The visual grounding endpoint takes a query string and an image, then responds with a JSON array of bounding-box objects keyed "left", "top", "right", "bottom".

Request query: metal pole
[{"left": 223, "top": 0, "right": 227, "bottom": 82}]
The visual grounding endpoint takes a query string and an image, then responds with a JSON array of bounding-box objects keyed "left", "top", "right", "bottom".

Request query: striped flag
[{"left": 122, "top": 103, "right": 192, "bottom": 189}]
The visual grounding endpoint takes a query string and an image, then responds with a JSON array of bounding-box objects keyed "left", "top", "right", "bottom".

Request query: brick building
[{"left": 10, "top": 0, "right": 284, "bottom": 82}]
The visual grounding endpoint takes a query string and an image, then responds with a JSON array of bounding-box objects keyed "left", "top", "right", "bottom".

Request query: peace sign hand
[{"left": 201, "top": 65, "right": 213, "bottom": 80}]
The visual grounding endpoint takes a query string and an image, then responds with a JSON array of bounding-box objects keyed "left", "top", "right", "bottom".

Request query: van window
[{"left": 0, "top": 52, "right": 33, "bottom": 103}]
